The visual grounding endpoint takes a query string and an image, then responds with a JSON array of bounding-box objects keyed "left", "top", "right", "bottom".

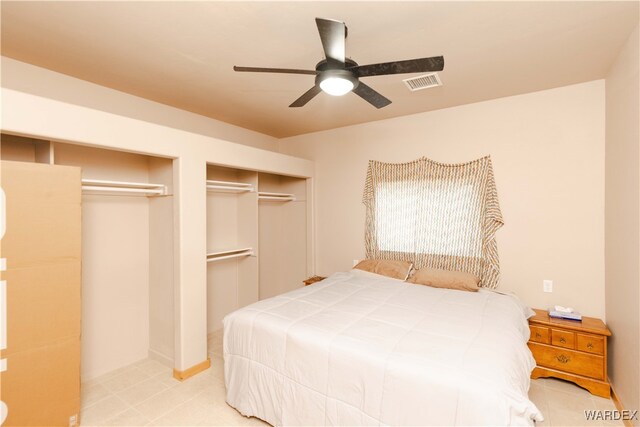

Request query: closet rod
[
  {"left": 207, "top": 247, "right": 253, "bottom": 257},
  {"left": 258, "top": 192, "right": 294, "bottom": 197},
  {"left": 81, "top": 178, "right": 168, "bottom": 196},
  {"left": 206, "top": 180, "right": 253, "bottom": 188},
  {"left": 206, "top": 180, "right": 254, "bottom": 193},
  {"left": 206, "top": 185, "right": 254, "bottom": 192},
  {"left": 258, "top": 196, "right": 296, "bottom": 201},
  {"left": 206, "top": 250, "right": 254, "bottom": 263},
  {"left": 82, "top": 186, "right": 166, "bottom": 195},
  {"left": 206, "top": 252, "right": 252, "bottom": 263},
  {"left": 82, "top": 179, "right": 165, "bottom": 189},
  {"left": 257, "top": 192, "right": 296, "bottom": 201}
]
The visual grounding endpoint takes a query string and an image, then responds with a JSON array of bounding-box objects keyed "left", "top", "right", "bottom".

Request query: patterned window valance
[{"left": 362, "top": 156, "right": 503, "bottom": 289}]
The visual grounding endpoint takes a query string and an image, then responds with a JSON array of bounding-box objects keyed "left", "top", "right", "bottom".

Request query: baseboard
[
  {"left": 610, "top": 385, "right": 634, "bottom": 427},
  {"left": 172, "top": 358, "right": 211, "bottom": 381},
  {"left": 148, "top": 348, "right": 174, "bottom": 368}
]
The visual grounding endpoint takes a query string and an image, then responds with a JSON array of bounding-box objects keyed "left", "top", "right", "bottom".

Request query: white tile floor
[
  {"left": 80, "top": 330, "right": 267, "bottom": 426},
  {"left": 80, "top": 330, "right": 623, "bottom": 426},
  {"left": 528, "top": 377, "right": 624, "bottom": 427}
]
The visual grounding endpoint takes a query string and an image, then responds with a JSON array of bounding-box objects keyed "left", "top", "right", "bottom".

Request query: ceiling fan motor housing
[
  {"left": 315, "top": 58, "right": 360, "bottom": 92},
  {"left": 315, "top": 69, "right": 359, "bottom": 91}
]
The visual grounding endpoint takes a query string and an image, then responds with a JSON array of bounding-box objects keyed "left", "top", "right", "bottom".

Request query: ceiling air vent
[{"left": 403, "top": 72, "right": 442, "bottom": 91}]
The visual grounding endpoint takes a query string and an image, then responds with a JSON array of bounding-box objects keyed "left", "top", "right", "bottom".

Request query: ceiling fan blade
[
  {"left": 289, "top": 86, "right": 322, "bottom": 108},
  {"left": 234, "top": 66, "right": 318, "bottom": 75},
  {"left": 349, "top": 56, "right": 444, "bottom": 77},
  {"left": 315, "top": 18, "right": 346, "bottom": 65},
  {"left": 353, "top": 82, "right": 392, "bottom": 109}
]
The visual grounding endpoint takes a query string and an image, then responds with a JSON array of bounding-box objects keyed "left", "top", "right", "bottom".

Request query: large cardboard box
[{"left": 0, "top": 160, "right": 82, "bottom": 427}]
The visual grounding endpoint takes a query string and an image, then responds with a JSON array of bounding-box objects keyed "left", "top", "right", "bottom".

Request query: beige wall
[
  {"left": 1, "top": 57, "right": 280, "bottom": 152},
  {"left": 605, "top": 24, "right": 639, "bottom": 421},
  {"left": 281, "top": 81, "right": 606, "bottom": 318}
]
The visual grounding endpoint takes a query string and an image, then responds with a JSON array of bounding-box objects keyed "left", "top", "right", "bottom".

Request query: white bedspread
[{"left": 223, "top": 270, "right": 543, "bottom": 426}]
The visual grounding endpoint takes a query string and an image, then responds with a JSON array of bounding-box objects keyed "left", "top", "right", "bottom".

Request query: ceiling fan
[{"left": 233, "top": 18, "right": 444, "bottom": 109}]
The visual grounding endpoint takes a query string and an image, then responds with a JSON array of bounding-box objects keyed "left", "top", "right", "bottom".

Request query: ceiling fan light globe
[{"left": 320, "top": 77, "right": 354, "bottom": 96}]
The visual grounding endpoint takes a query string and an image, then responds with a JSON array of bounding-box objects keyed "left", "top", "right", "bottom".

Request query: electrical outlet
[
  {"left": 69, "top": 414, "right": 78, "bottom": 427},
  {"left": 353, "top": 259, "right": 360, "bottom": 267},
  {"left": 543, "top": 280, "right": 553, "bottom": 293}
]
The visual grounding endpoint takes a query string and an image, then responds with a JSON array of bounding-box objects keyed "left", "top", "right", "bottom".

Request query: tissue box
[{"left": 548, "top": 309, "right": 582, "bottom": 321}]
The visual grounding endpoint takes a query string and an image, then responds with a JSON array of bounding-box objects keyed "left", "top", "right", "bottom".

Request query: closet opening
[
  {"left": 205, "top": 164, "right": 258, "bottom": 358},
  {"left": 205, "top": 166, "right": 310, "bottom": 357},
  {"left": 1, "top": 134, "right": 176, "bottom": 381}
]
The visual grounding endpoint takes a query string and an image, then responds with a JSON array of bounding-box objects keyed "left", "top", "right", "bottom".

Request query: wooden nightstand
[
  {"left": 303, "top": 276, "right": 326, "bottom": 286},
  {"left": 528, "top": 308, "right": 611, "bottom": 398}
]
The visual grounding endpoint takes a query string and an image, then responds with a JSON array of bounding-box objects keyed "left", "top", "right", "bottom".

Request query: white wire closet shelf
[
  {"left": 206, "top": 180, "right": 255, "bottom": 193},
  {"left": 257, "top": 192, "right": 296, "bottom": 202},
  {"left": 206, "top": 247, "right": 254, "bottom": 263},
  {"left": 81, "top": 179, "right": 168, "bottom": 196}
]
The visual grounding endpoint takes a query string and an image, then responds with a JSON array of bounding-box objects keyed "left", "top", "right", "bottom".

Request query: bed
[{"left": 223, "top": 269, "right": 544, "bottom": 426}]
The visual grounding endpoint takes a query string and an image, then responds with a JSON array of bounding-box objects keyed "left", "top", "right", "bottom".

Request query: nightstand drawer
[
  {"left": 551, "top": 328, "right": 575, "bottom": 349},
  {"left": 576, "top": 333, "right": 604, "bottom": 355},
  {"left": 530, "top": 326, "right": 549, "bottom": 344},
  {"left": 529, "top": 342, "right": 604, "bottom": 380}
]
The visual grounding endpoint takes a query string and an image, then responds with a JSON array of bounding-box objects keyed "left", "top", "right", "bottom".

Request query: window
[
  {"left": 375, "top": 179, "right": 482, "bottom": 257},
  {"left": 363, "top": 157, "right": 503, "bottom": 288}
]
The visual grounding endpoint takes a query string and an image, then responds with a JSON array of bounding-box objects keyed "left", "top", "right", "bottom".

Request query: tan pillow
[
  {"left": 407, "top": 267, "right": 480, "bottom": 292},
  {"left": 353, "top": 259, "right": 413, "bottom": 281}
]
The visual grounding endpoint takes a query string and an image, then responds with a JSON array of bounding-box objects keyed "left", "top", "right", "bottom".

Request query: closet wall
[
  {"left": 57, "top": 144, "right": 152, "bottom": 379},
  {"left": 148, "top": 158, "right": 174, "bottom": 365},
  {"left": 258, "top": 173, "right": 308, "bottom": 300},
  {"left": 0, "top": 135, "right": 175, "bottom": 380}
]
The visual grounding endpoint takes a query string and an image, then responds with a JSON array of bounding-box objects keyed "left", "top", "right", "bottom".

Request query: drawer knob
[
  {"left": 556, "top": 354, "right": 570, "bottom": 364},
  {"left": 559, "top": 337, "right": 566, "bottom": 343},
  {"left": 587, "top": 343, "right": 594, "bottom": 349},
  {"left": 535, "top": 333, "right": 541, "bottom": 339}
]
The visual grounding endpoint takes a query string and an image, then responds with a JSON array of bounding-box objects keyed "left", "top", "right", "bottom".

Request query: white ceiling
[{"left": 1, "top": 1, "right": 638, "bottom": 138}]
